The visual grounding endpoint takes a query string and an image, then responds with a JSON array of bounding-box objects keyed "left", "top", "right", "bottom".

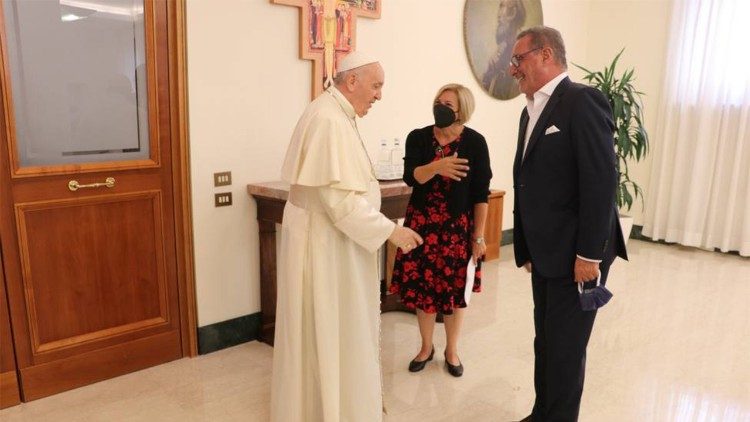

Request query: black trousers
[{"left": 530, "top": 262, "right": 612, "bottom": 422}]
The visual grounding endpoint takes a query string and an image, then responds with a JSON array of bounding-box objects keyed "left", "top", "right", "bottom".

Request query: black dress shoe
[
  {"left": 444, "top": 353, "right": 463, "bottom": 377},
  {"left": 408, "top": 346, "right": 434, "bottom": 372}
]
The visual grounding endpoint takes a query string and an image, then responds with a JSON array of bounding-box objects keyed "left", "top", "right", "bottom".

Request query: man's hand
[
  {"left": 574, "top": 257, "right": 599, "bottom": 283},
  {"left": 388, "top": 226, "right": 423, "bottom": 253},
  {"left": 432, "top": 153, "right": 469, "bottom": 181},
  {"left": 522, "top": 261, "right": 532, "bottom": 273}
]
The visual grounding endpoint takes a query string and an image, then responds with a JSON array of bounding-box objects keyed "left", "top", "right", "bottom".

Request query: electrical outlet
[
  {"left": 214, "top": 192, "right": 232, "bottom": 207},
  {"left": 214, "top": 171, "right": 232, "bottom": 187}
]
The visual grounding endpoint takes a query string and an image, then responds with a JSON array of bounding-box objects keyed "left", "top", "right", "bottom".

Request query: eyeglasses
[{"left": 510, "top": 47, "right": 542, "bottom": 68}]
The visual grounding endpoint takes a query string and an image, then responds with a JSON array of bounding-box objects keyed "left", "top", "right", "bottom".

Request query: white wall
[
  {"left": 586, "top": 0, "right": 673, "bottom": 224},
  {"left": 187, "top": 0, "right": 671, "bottom": 326},
  {"left": 187, "top": 0, "right": 310, "bottom": 326}
]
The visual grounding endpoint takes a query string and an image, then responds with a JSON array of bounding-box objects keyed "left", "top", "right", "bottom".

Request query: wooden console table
[
  {"left": 247, "top": 180, "right": 411, "bottom": 345},
  {"left": 247, "top": 181, "right": 504, "bottom": 346}
]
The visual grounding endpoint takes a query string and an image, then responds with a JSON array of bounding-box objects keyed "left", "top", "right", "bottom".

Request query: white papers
[{"left": 464, "top": 259, "right": 476, "bottom": 305}]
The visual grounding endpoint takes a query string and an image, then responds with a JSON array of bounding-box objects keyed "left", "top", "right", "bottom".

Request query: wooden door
[
  {"left": 0, "top": 254, "right": 20, "bottom": 409},
  {"left": 0, "top": 0, "right": 191, "bottom": 401}
]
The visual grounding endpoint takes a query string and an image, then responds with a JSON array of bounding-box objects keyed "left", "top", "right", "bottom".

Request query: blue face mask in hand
[{"left": 578, "top": 272, "right": 613, "bottom": 311}]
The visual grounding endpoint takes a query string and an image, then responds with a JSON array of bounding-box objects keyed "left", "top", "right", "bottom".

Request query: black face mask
[{"left": 433, "top": 103, "right": 457, "bottom": 128}]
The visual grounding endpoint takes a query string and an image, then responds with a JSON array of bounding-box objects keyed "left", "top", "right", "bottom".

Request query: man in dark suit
[{"left": 509, "top": 26, "right": 628, "bottom": 422}]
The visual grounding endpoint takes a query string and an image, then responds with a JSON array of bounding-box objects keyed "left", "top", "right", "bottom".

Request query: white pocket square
[{"left": 545, "top": 125, "right": 560, "bottom": 135}]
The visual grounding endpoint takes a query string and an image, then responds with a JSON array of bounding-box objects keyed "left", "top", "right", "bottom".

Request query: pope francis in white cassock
[{"left": 270, "top": 53, "right": 422, "bottom": 422}]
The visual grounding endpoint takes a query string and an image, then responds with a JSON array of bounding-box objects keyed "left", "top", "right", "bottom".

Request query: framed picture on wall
[{"left": 464, "top": 0, "right": 543, "bottom": 100}]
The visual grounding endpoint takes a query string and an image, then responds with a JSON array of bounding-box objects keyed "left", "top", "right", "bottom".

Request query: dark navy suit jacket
[{"left": 513, "top": 77, "right": 628, "bottom": 278}]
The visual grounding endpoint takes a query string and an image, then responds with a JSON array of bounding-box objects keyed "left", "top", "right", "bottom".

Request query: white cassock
[{"left": 271, "top": 87, "right": 396, "bottom": 422}]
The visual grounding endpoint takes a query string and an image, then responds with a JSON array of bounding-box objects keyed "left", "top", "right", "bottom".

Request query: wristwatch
[{"left": 473, "top": 237, "right": 485, "bottom": 244}]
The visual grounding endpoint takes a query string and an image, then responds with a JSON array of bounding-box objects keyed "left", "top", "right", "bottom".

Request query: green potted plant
[{"left": 574, "top": 49, "right": 649, "bottom": 241}]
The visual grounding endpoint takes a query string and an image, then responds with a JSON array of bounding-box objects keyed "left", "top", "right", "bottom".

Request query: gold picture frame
[{"left": 464, "top": 0, "right": 543, "bottom": 100}]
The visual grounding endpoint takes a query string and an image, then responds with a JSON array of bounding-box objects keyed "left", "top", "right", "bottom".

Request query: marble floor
[{"left": 1, "top": 240, "right": 748, "bottom": 421}]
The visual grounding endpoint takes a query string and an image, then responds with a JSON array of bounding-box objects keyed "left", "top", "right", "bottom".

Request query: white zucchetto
[{"left": 336, "top": 51, "right": 378, "bottom": 75}]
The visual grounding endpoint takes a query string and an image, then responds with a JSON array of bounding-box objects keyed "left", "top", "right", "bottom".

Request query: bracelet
[{"left": 473, "top": 237, "right": 485, "bottom": 244}]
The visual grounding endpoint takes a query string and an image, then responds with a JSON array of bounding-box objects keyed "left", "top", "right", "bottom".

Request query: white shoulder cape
[{"left": 280, "top": 88, "right": 374, "bottom": 193}]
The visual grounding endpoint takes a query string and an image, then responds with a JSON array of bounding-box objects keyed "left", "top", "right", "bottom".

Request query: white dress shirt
[{"left": 523, "top": 72, "right": 568, "bottom": 158}]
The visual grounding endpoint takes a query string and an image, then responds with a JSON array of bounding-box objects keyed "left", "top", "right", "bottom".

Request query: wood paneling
[
  {"left": 169, "top": 0, "right": 199, "bottom": 357},
  {"left": 0, "top": 370, "right": 20, "bottom": 409},
  {"left": 15, "top": 193, "right": 168, "bottom": 354},
  {"left": 16, "top": 191, "right": 168, "bottom": 354},
  {"left": 0, "top": 258, "right": 21, "bottom": 409},
  {"left": 20, "top": 330, "right": 181, "bottom": 401},
  {"left": 0, "top": 0, "right": 195, "bottom": 401},
  {"left": 484, "top": 190, "right": 505, "bottom": 261}
]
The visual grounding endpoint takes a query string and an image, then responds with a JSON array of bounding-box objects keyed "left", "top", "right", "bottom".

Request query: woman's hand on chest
[{"left": 431, "top": 152, "right": 470, "bottom": 181}]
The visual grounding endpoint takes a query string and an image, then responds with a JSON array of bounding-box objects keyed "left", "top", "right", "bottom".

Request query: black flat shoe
[
  {"left": 444, "top": 353, "right": 463, "bottom": 377},
  {"left": 408, "top": 346, "right": 434, "bottom": 372}
]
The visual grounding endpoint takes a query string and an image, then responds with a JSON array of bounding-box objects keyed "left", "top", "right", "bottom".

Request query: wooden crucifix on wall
[{"left": 272, "top": 0, "right": 381, "bottom": 100}]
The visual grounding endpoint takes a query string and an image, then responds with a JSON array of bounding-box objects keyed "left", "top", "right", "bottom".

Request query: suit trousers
[{"left": 530, "top": 262, "right": 612, "bottom": 422}]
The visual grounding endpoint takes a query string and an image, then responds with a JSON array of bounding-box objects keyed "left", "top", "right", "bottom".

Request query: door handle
[{"left": 68, "top": 177, "right": 116, "bottom": 191}]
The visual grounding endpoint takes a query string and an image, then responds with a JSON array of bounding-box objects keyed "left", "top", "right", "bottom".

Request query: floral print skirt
[{"left": 389, "top": 172, "right": 481, "bottom": 315}]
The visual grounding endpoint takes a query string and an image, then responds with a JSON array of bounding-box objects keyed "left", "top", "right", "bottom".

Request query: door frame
[
  {"left": 0, "top": 0, "right": 198, "bottom": 364},
  {"left": 170, "top": 0, "right": 199, "bottom": 357}
]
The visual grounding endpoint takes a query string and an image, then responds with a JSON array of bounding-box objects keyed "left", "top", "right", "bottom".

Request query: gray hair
[
  {"left": 517, "top": 26, "right": 567, "bottom": 69},
  {"left": 333, "top": 69, "right": 353, "bottom": 86}
]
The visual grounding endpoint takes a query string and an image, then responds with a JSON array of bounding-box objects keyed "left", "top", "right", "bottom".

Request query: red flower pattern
[{"left": 390, "top": 136, "right": 482, "bottom": 315}]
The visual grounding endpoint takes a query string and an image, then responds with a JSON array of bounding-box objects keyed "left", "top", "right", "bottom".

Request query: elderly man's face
[
  {"left": 348, "top": 63, "right": 384, "bottom": 117},
  {"left": 509, "top": 35, "right": 545, "bottom": 98}
]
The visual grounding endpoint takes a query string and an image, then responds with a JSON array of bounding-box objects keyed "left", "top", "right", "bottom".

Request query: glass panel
[{"left": 2, "top": 0, "right": 149, "bottom": 166}]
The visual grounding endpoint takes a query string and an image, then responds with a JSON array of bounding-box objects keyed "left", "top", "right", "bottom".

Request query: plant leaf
[{"left": 576, "top": 48, "right": 649, "bottom": 211}]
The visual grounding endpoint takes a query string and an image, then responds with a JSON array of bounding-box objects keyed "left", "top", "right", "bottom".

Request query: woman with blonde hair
[{"left": 390, "top": 83, "right": 492, "bottom": 377}]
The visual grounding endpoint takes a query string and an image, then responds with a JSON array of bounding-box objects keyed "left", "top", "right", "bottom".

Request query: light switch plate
[
  {"left": 214, "top": 171, "right": 232, "bottom": 187},
  {"left": 214, "top": 192, "right": 232, "bottom": 207}
]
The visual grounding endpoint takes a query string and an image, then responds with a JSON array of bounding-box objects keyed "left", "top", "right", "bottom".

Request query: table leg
[{"left": 258, "top": 219, "right": 277, "bottom": 346}]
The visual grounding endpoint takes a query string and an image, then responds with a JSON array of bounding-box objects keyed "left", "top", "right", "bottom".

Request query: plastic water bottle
[
  {"left": 391, "top": 138, "right": 404, "bottom": 178},
  {"left": 376, "top": 139, "right": 393, "bottom": 180}
]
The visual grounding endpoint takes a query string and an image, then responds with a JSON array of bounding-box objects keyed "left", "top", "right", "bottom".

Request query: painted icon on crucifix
[{"left": 273, "top": 0, "right": 381, "bottom": 99}]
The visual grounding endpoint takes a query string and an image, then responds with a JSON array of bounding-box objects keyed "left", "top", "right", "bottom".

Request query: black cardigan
[{"left": 403, "top": 125, "right": 492, "bottom": 216}]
